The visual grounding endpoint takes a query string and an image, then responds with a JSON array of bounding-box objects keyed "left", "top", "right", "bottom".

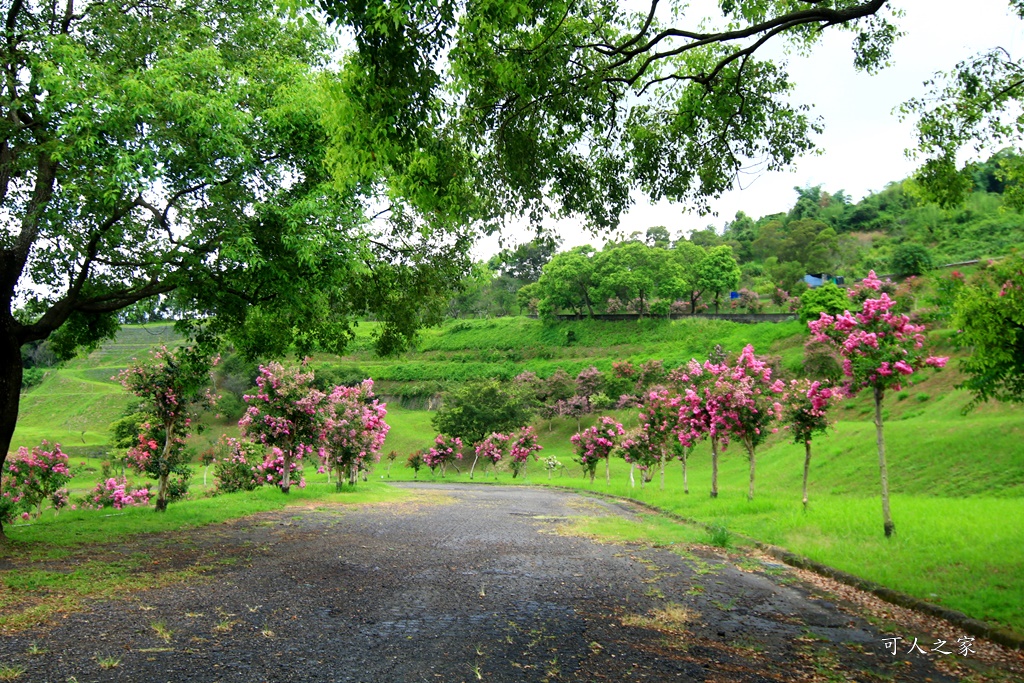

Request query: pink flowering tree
[
  {"left": 809, "top": 270, "right": 948, "bottom": 537},
  {"left": 677, "top": 358, "right": 734, "bottom": 499},
  {"left": 425, "top": 434, "right": 463, "bottom": 476},
  {"left": 472, "top": 432, "right": 509, "bottom": 479},
  {"left": 239, "top": 362, "right": 328, "bottom": 493},
  {"left": 617, "top": 427, "right": 659, "bottom": 489},
  {"left": 213, "top": 436, "right": 263, "bottom": 494},
  {"left": 508, "top": 426, "right": 543, "bottom": 478},
  {"left": 637, "top": 390, "right": 684, "bottom": 491},
  {"left": 118, "top": 346, "right": 218, "bottom": 511},
  {"left": 721, "top": 345, "right": 785, "bottom": 502},
  {"left": 781, "top": 379, "right": 838, "bottom": 510},
  {"left": 570, "top": 416, "right": 624, "bottom": 484},
  {"left": 3, "top": 441, "right": 71, "bottom": 519},
  {"left": 323, "top": 380, "right": 390, "bottom": 489}
]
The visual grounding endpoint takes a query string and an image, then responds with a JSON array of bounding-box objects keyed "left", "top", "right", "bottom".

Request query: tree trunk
[
  {"left": 802, "top": 440, "right": 812, "bottom": 511},
  {"left": 710, "top": 436, "right": 719, "bottom": 498},
  {"left": 588, "top": 468, "right": 595, "bottom": 484},
  {"left": 0, "top": 344, "right": 20, "bottom": 541},
  {"left": 280, "top": 450, "right": 292, "bottom": 494},
  {"left": 349, "top": 463, "right": 357, "bottom": 486},
  {"left": 335, "top": 465, "right": 344, "bottom": 491},
  {"left": 605, "top": 456, "right": 610, "bottom": 485},
  {"left": 874, "top": 386, "right": 895, "bottom": 537},
  {"left": 745, "top": 437, "right": 756, "bottom": 502},
  {"left": 659, "top": 445, "right": 666, "bottom": 491},
  {"left": 156, "top": 421, "right": 175, "bottom": 512},
  {"left": 681, "top": 446, "right": 689, "bottom": 494},
  {"left": 629, "top": 463, "right": 635, "bottom": 488},
  {"left": 469, "top": 453, "right": 480, "bottom": 479}
]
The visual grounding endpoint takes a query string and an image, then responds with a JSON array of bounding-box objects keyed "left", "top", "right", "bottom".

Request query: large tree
[{"left": 0, "top": 0, "right": 468, "bottom": 537}]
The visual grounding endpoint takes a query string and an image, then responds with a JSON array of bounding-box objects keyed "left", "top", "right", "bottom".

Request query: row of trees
[
  {"left": 567, "top": 272, "right": 947, "bottom": 537},
  {"left": 521, "top": 241, "right": 741, "bottom": 318}
]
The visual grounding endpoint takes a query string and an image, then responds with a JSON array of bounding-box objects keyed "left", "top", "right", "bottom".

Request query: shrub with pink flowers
[
  {"left": 471, "top": 432, "right": 509, "bottom": 479},
  {"left": 425, "top": 434, "right": 463, "bottom": 476},
  {"left": 118, "top": 345, "right": 217, "bottom": 510},
  {"left": 617, "top": 427, "right": 659, "bottom": 489},
  {"left": 213, "top": 437, "right": 263, "bottom": 494},
  {"left": 3, "top": 441, "right": 71, "bottom": 519},
  {"left": 570, "top": 417, "right": 624, "bottom": 483},
  {"left": 83, "top": 477, "right": 151, "bottom": 510},
  {"left": 508, "top": 426, "right": 543, "bottom": 478},
  {"left": 322, "top": 380, "right": 390, "bottom": 488},
  {"left": 239, "top": 362, "right": 328, "bottom": 493},
  {"left": 637, "top": 390, "right": 684, "bottom": 490},
  {"left": 809, "top": 270, "right": 947, "bottom": 537}
]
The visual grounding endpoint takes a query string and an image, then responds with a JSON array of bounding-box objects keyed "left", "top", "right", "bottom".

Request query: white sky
[{"left": 472, "top": 0, "right": 1023, "bottom": 259}]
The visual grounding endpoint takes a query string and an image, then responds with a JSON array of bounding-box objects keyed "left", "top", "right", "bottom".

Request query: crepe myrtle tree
[
  {"left": 636, "top": 390, "right": 683, "bottom": 491},
  {"left": 780, "top": 379, "right": 838, "bottom": 510},
  {"left": 239, "top": 363, "right": 328, "bottom": 494},
  {"left": 0, "top": 0, "right": 472, "bottom": 539},
  {"left": 570, "top": 417, "right": 625, "bottom": 484},
  {"left": 118, "top": 345, "right": 218, "bottom": 511},
  {"left": 322, "top": 380, "right": 390, "bottom": 489},
  {"left": 809, "top": 271, "right": 947, "bottom": 537},
  {"left": 721, "top": 345, "right": 785, "bottom": 502}
]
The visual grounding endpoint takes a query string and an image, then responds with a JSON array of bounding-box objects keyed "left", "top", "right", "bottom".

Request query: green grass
[{"left": 5, "top": 481, "right": 411, "bottom": 549}]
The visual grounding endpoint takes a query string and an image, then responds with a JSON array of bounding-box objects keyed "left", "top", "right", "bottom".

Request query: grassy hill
[{"left": 10, "top": 313, "right": 1024, "bottom": 636}]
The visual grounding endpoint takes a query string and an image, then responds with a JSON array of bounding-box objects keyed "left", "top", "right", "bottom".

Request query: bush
[
  {"left": 798, "top": 283, "right": 849, "bottom": 323},
  {"left": 890, "top": 243, "right": 933, "bottom": 276}
]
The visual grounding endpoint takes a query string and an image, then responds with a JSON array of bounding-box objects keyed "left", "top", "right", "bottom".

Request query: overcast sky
[{"left": 473, "top": 0, "right": 1023, "bottom": 259}]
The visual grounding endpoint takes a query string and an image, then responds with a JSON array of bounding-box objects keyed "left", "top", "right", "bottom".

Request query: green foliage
[
  {"left": 890, "top": 243, "right": 934, "bottom": 276},
  {"left": 798, "top": 283, "right": 850, "bottom": 324},
  {"left": 952, "top": 254, "right": 1024, "bottom": 408},
  {"left": 431, "top": 380, "right": 535, "bottom": 446}
]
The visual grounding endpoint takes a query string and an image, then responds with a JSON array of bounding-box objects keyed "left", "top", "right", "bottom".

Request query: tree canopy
[{"left": 320, "top": 0, "right": 899, "bottom": 230}]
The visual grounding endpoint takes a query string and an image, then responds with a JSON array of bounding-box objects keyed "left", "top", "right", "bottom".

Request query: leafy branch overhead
[{"left": 320, "top": 0, "right": 900, "bottom": 228}]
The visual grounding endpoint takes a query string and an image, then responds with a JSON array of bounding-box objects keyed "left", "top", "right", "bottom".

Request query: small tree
[
  {"left": 781, "top": 379, "right": 837, "bottom": 510},
  {"left": 432, "top": 380, "right": 533, "bottom": 450},
  {"left": 637, "top": 390, "right": 683, "bottom": 491},
  {"left": 425, "top": 435, "right": 463, "bottom": 476},
  {"left": 508, "top": 426, "right": 543, "bottom": 478},
  {"left": 570, "top": 417, "right": 624, "bottom": 484},
  {"left": 472, "top": 433, "right": 509, "bottom": 479},
  {"left": 406, "top": 450, "right": 427, "bottom": 478},
  {"left": 617, "top": 427, "right": 659, "bottom": 489},
  {"left": 677, "top": 358, "right": 734, "bottom": 498},
  {"left": 323, "top": 380, "right": 390, "bottom": 489},
  {"left": 721, "top": 346, "right": 785, "bottom": 502},
  {"left": 118, "top": 346, "right": 217, "bottom": 511},
  {"left": 239, "top": 362, "right": 328, "bottom": 493},
  {"left": 809, "top": 271, "right": 947, "bottom": 537},
  {"left": 213, "top": 437, "right": 263, "bottom": 494}
]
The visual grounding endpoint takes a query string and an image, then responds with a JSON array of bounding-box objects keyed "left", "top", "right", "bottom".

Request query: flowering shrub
[
  {"left": 617, "top": 427, "right": 659, "bottom": 488},
  {"left": 213, "top": 437, "right": 263, "bottom": 494},
  {"left": 322, "top": 380, "right": 390, "bottom": 488},
  {"left": 118, "top": 345, "right": 216, "bottom": 510},
  {"left": 425, "top": 435, "right": 463, "bottom": 475},
  {"left": 83, "top": 477, "right": 151, "bottom": 510},
  {"left": 808, "top": 270, "right": 947, "bottom": 536},
  {"left": 3, "top": 441, "right": 71, "bottom": 518},
  {"left": 575, "top": 366, "right": 603, "bottom": 399},
  {"left": 570, "top": 417, "right": 624, "bottom": 483},
  {"left": 508, "top": 426, "right": 542, "bottom": 478},
  {"left": 239, "top": 362, "right": 328, "bottom": 493}
]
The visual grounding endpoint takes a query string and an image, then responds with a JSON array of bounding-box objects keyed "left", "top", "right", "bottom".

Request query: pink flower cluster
[
  {"left": 85, "top": 477, "right": 151, "bottom": 509},
  {"left": 475, "top": 432, "right": 510, "bottom": 465},
  {"left": 808, "top": 270, "right": 948, "bottom": 394}
]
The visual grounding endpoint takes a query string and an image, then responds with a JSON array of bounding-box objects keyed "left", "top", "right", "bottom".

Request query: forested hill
[{"left": 450, "top": 152, "right": 1024, "bottom": 319}]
